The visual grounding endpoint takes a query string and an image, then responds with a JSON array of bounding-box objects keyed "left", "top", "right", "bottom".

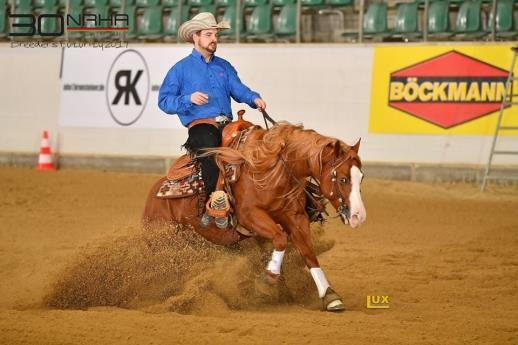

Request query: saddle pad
[
  {"left": 167, "top": 155, "right": 196, "bottom": 181},
  {"left": 157, "top": 173, "right": 205, "bottom": 199}
]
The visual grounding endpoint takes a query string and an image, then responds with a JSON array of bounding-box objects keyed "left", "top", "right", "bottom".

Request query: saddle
[{"left": 157, "top": 110, "right": 254, "bottom": 200}]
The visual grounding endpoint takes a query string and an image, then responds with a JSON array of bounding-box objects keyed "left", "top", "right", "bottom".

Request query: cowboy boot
[{"left": 206, "top": 190, "right": 231, "bottom": 229}]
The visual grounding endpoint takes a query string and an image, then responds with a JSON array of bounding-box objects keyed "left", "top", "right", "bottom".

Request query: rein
[{"left": 260, "top": 109, "right": 277, "bottom": 129}]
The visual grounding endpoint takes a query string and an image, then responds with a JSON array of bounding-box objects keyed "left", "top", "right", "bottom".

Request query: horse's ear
[
  {"left": 333, "top": 140, "right": 342, "bottom": 157},
  {"left": 351, "top": 138, "right": 361, "bottom": 153}
]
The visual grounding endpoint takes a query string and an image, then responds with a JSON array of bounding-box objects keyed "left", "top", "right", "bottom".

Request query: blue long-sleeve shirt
[{"left": 158, "top": 49, "right": 261, "bottom": 127}]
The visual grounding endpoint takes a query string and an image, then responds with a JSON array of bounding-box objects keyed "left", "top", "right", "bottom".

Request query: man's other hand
[
  {"left": 191, "top": 92, "right": 209, "bottom": 105},
  {"left": 254, "top": 98, "right": 266, "bottom": 110}
]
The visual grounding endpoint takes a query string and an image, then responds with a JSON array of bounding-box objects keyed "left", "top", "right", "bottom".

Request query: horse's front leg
[
  {"left": 281, "top": 213, "right": 345, "bottom": 312},
  {"left": 238, "top": 207, "right": 288, "bottom": 283}
]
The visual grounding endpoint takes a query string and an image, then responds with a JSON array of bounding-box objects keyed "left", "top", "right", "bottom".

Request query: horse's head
[{"left": 318, "top": 139, "right": 366, "bottom": 228}]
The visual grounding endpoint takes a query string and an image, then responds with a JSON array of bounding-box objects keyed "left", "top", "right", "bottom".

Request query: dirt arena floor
[{"left": 0, "top": 166, "right": 517, "bottom": 345}]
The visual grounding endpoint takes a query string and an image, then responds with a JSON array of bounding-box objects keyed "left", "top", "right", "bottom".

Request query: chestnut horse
[{"left": 142, "top": 122, "right": 366, "bottom": 311}]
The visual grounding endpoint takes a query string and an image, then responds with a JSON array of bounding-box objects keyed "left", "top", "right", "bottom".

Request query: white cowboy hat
[{"left": 178, "top": 12, "right": 231, "bottom": 43}]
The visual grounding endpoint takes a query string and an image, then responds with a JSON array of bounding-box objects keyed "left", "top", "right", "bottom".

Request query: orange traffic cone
[{"left": 37, "top": 130, "right": 55, "bottom": 171}]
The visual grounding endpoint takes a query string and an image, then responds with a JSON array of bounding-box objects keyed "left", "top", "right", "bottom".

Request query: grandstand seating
[
  {"left": 392, "top": 1, "right": 420, "bottom": 39},
  {"left": 325, "top": 0, "right": 351, "bottom": 5},
  {"left": 427, "top": 0, "right": 454, "bottom": 38},
  {"left": 11, "top": 0, "right": 33, "bottom": 35},
  {"left": 136, "top": 0, "right": 163, "bottom": 39},
  {"left": 487, "top": 0, "right": 517, "bottom": 38},
  {"left": 34, "top": 0, "right": 58, "bottom": 7},
  {"left": 0, "top": 0, "right": 6, "bottom": 37},
  {"left": 2, "top": 0, "right": 518, "bottom": 43},
  {"left": 454, "top": 0, "right": 486, "bottom": 38},
  {"left": 163, "top": 5, "right": 190, "bottom": 38},
  {"left": 218, "top": 1, "right": 245, "bottom": 38},
  {"left": 274, "top": 2, "right": 296, "bottom": 36},
  {"left": 246, "top": 3, "right": 272, "bottom": 36},
  {"left": 362, "top": 2, "right": 390, "bottom": 38}
]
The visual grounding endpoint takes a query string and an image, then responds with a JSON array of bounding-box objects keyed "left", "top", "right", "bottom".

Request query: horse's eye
[{"left": 340, "top": 177, "right": 349, "bottom": 184}]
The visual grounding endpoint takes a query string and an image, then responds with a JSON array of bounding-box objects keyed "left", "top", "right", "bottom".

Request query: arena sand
[{"left": 0, "top": 167, "right": 517, "bottom": 345}]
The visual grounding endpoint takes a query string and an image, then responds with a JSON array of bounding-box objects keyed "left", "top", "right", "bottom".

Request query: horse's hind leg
[
  {"left": 282, "top": 213, "right": 345, "bottom": 312},
  {"left": 239, "top": 208, "right": 288, "bottom": 282}
]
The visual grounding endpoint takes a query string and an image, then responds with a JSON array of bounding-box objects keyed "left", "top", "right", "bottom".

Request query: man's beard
[{"left": 203, "top": 42, "right": 217, "bottom": 54}]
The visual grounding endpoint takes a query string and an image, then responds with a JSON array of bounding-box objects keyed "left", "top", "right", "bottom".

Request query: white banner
[{"left": 60, "top": 47, "right": 192, "bottom": 128}]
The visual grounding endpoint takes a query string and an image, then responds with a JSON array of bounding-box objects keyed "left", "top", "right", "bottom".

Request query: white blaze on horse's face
[{"left": 347, "top": 165, "right": 366, "bottom": 228}]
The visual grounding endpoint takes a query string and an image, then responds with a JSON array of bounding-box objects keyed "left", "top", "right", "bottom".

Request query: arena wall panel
[{"left": 1, "top": 42, "right": 517, "bottom": 169}]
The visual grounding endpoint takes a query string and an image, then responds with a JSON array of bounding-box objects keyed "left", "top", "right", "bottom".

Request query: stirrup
[{"left": 206, "top": 191, "right": 231, "bottom": 229}]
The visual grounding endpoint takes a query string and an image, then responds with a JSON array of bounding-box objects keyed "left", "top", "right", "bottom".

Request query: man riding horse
[{"left": 158, "top": 12, "right": 267, "bottom": 229}]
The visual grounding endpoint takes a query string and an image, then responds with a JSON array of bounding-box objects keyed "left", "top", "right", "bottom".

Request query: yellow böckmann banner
[{"left": 369, "top": 45, "right": 518, "bottom": 135}]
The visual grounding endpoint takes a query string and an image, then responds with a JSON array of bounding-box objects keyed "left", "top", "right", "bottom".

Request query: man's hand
[
  {"left": 254, "top": 98, "right": 266, "bottom": 111},
  {"left": 191, "top": 92, "right": 209, "bottom": 105}
]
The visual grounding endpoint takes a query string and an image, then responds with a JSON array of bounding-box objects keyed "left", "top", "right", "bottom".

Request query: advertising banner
[
  {"left": 369, "top": 45, "right": 518, "bottom": 135},
  {"left": 59, "top": 47, "right": 191, "bottom": 128}
]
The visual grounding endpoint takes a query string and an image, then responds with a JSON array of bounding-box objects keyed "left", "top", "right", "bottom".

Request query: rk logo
[
  {"left": 366, "top": 295, "right": 390, "bottom": 309},
  {"left": 106, "top": 49, "right": 150, "bottom": 126}
]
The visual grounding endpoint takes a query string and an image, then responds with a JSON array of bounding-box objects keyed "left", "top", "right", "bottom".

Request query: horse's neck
[{"left": 283, "top": 130, "right": 331, "bottom": 180}]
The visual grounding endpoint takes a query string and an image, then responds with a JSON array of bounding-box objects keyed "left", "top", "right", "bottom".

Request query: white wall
[{"left": 1, "top": 42, "right": 517, "bottom": 165}]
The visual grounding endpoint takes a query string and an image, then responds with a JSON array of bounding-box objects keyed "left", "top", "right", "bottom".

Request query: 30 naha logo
[{"left": 366, "top": 295, "right": 390, "bottom": 309}]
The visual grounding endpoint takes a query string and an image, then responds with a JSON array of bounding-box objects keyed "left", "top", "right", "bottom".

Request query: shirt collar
[{"left": 191, "top": 48, "right": 215, "bottom": 63}]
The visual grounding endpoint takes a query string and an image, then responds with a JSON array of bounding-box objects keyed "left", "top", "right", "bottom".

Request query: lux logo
[{"left": 366, "top": 295, "right": 390, "bottom": 309}]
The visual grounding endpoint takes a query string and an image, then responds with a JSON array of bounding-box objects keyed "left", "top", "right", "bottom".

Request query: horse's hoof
[
  {"left": 265, "top": 270, "right": 280, "bottom": 285},
  {"left": 254, "top": 275, "right": 279, "bottom": 301},
  {"left": 322, "top": 287, "right": 345, "bottom": 312}
]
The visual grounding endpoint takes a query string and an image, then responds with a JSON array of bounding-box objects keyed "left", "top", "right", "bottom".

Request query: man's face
[{"left": 194, "top": 29, "right": 218, "bottom": 55}]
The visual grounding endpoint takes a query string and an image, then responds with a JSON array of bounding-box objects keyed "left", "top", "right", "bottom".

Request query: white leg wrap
[
  {"left": 266, "top": 250, "right": 285, "bottom": 275},
  {"left": 310, "top": 267, "right": 330, "bottom": 298}
]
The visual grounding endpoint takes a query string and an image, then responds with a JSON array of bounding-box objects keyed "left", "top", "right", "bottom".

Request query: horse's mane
[{"left": 208, "top": 122, "right": 355, "bottom": 203}]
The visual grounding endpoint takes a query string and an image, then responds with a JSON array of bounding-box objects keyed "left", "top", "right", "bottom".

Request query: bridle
[
  {"left": 259, "top": 108, "right": 355, "bottom": 222},
  {"left": 327, "top": 156, "right": 352, "bottom": 222}
]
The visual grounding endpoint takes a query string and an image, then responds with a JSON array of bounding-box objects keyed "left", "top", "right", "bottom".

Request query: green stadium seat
[
  {"left": 301, "top": 0, "right": 324, "bottom": 7},
  {"left": 218, "top": 4, "right": 244, "bottom": 36},
  {"left": 190, "top": 0, "right": 212, "bottom": 6},
  {"left": 0, "top": 5, "right": 7, "bottom": 37},
  {"left": 34, "top": 0, "right": 57, "bottom": 7},
  {"left": 325, "top": 0, "right": 352, "bottom": 6},
  {"left": 12, "top": 5, "right": 33, "bottom": 35},
  {"left": 63, "top": 1, "right": 83, "bottom": 38},
  {"left": 454, "top": 0, "right": 486, "bottom": 38},
  {"left": 363, "top": 2, "right": 389, "bottom": 37},
  {"left": 15, "top": 0, "right": 33, "bottom": 6},
  {"left": 216, "top": 0, "right": 234, "bottom": 7},
  {"left": 136, "top": 0, "right": 159, "bottom": 6},
  {"left": 84, "top": 0, "right": 107, "bottom": 6},
  {"left": 111, "top": 4, "right": 137, "bottom": 38},
  {"left": 137, "top": 5, "right": 163, "bottom": 38},
  {"left": 427, "top": 0, "right": 453, "bottom": 38},
  {"left": 487, "top": 0, "right": 517, "bottom": 38},
  {"left": 110, "top": 0, "right": 136, "bottom": 6},
  {"left": 392, "top": 1, "right": 420, "bottom": 39},
  {"left": 195, "top": 4, "right": 216, "bottom": 13},
  {"left": 163, "top": 4, "right": 189, "bottom": 36},
  {"left": 274, "top": 2, "right": 295, "bottom": 35},
  {"left": 245, "top": 3, "right": 271, "bottom": 36},
  {"left": 244, "top": 0, "right": 267, "bottom": 7},
  {"left": 68, "top": 0, "right": 83, "bottom": 7},
  {"left": 36, "top": 7, "right": 60, "bottom": 36},
  {"left": 272, "top": 0, "right": 293, "bottom": 6},
  {"left": 83, "top": 4, "right": 110, "bottom": 38},
  {"left": 163, "top": 0, "right": 187, "bottom": 6}
]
